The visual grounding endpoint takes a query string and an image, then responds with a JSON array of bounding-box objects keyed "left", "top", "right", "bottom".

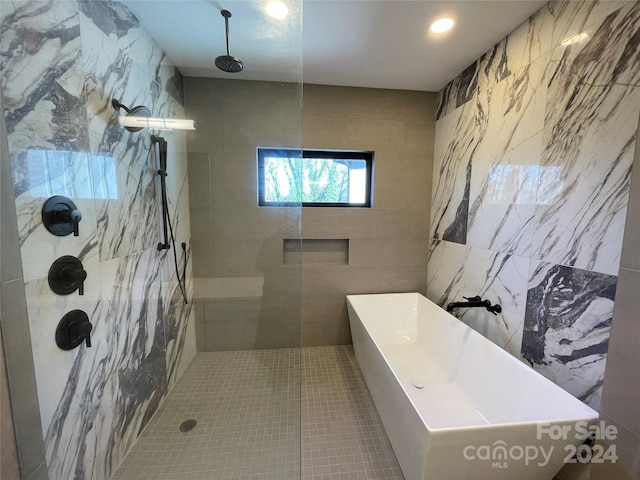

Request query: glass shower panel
[
  {"left": 179, "top": 3, "right": 304, "bottom": 475},
  {"left": 184, "top": 78, "right": 303, "bottom": 478},
  {"left": 0, "top": 0, "right": 303, "bottom": 478}
]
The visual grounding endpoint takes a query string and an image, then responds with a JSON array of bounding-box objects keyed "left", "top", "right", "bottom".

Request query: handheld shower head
[{"left": 215, "top": 10, "right": 243, "bottom": 73}]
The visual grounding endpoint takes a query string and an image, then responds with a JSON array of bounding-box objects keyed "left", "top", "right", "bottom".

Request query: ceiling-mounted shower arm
[{"left": 222, "top": 9, "right": 232, "bottom": 56}]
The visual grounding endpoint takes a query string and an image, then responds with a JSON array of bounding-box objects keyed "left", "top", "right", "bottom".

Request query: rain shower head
[{"left": 215, "top": 9, "right": 244, "bottom": 73}]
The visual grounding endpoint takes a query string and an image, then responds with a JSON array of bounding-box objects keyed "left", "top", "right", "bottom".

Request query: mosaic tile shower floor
[{"left": 113, "top": 346, "right": 404, "bottom": 480}]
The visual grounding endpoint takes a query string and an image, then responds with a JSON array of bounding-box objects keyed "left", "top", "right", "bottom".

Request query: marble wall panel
[
  {"left": 427, "top": 240, "right": 530, "bottom": 357},
  {"left": 430, "top": 98, "right": 477, "bottom": 245},
  {"left": 531, "top": 2, "right": 640, "bottom": 275},
  {"left": 428, "top": 1, "right": 640, "bottom": 411},
  {"left": 522, "top": 261, "right": 617, "bottom": 409},
  {"left": 0, "top": 1, "right": 196, "bottom": 478},
  {"left": 466, "top": 54, "right": 549, "bottom": 257}
]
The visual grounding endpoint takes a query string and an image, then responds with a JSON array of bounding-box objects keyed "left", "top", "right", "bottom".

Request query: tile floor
[
  {"left": 301, "top": 347, "right": 403, "bottom": 480},
  {"left": 113, "top": 346, "right": 403, "bottom": 480}
]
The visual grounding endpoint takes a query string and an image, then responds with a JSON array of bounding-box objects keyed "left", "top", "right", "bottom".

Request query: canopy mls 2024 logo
[{"left": 463, "top": 420, "right": 618, "bottom": 469}]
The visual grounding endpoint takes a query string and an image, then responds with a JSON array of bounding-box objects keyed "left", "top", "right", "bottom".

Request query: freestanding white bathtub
[{"left": 347, "top": 293, "right": 598, "bottom": 480}]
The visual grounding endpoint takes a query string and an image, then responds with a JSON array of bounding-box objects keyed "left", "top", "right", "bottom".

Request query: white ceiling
[{"left": 123, "top": 0, "right": 546, "bottom": 92}]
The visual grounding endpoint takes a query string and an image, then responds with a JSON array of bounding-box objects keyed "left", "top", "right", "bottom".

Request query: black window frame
[{"left": 257, "top": 148, "right": 374, "bottom": 208}]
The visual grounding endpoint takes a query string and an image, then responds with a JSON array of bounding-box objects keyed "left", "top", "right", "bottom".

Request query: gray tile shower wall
[
  {"left": 184, "top": 79, "right": 435, "bottom": 350},
  {"left": 593, "top": 112, "right": 640, "bottom": 480},
  {"left": 0, "top": 1, "right": 196, "bottom": 479},
  {"left": 427, "top": 0, "right": 640, "bottom": 410},
  {"left": 184, "top": 78, "right": 303, "bottom": 351},
  {"left": 302, "top": 85, "right": 436, "bottom": 346}
]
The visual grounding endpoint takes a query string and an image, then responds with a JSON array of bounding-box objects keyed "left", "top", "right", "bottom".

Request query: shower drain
[{"left": 179, "top": 419, "right": 197, "bottom": 432}]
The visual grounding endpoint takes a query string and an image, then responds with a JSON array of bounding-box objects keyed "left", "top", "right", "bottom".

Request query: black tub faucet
[{"left": 446, "top": 296, "right": 502, "bottom": 315}]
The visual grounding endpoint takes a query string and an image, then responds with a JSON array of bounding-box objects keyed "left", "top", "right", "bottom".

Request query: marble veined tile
[
  {"left": 79, "top": 0, "right": 165, "bottom": 68},
  {"left": 531, "top": 4, "right": 640, "bottom": 275},
  {"left": 438, "top": 1, "right": 635, "bottom": 122},
  {"left": 533, "top": 88, "right": 640, "bottom": 274},
  {"left": 476, "top": 37, "right": 512, "bottom": 94},
  {"left": 505, "top": 1, "right": 632, "bottom": 75},
  {"left": 79, "top": 7, "right": 141, "bottom": 157},
  {"left": 163, "top": 272, "right": 195, "bottom": 387},
  {"left": 467, "top": 55, "right": 548, "bottom": 256},
  {"left": 546, "top": 2, "right": 640, "bottom": 89},
  {"left": 85, "top": 61, "right": 165, "bottom": 177},
  {"left": 430, "top": 99, "right": 478, "bottom": 245},
  {"left": 2, "top": 1, "right": 195, "bottom": 480},
  {"left": 44, "top": 250, "right": 168, "bottom": 480},
  {"left": 427, "top": 240, "right": 530, "bottom": 356},
  {"left": 540, "top": 1, "right": 634, "bottom": 67},
  {"left": 94, "top": 150, "right": 160, "bottom": 262},
  {"left": 427, "top": 239, "right": 469, "bottom": 305},
  {"left": 23, "top": 264, "right": 102, "bottom": 434},
  {"left": 155, "top": 63, "right": 188, "bottom": 121},
  {"left": 79, "top": 1, "right": 177, "bottom": 176},
  {"left": 0, "top": 0, "right": 90, "bottom": 153},
  {"left": 436, "top": 38, "right": 512, "bottom": 121},
  {"left": 504, "top": 9, "right": 549, "bottom": 76},
  {"left": 93, "top": 127, "right": 190, "bottom": 264},
  {"left": 79, "top": 0, "right": 139, "bottom": 42},
  {"left": 436, "top": 61, "right": 479, "bottom": 120},
  {"left": 10, "top": 149, "right": 103, "bottom": 281},
  {"left": 166, "top": 67, "right": 185, "bottom": 106},
  {"left": 521, "top": 261, "right": 617, "bottom": 409}
]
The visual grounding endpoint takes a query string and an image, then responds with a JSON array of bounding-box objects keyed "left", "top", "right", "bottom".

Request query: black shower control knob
[
  {"left": 42, "top": 196, "right": 82, "bottom": 237},
  {"left": 48, "top": 256, "right": 87, "bottom": 296},
  {"left": 69, "top": 320, "right": 92, "bottom": 347},
  {"left": 60, "top": 265, "right": 87, "bottom": 295},
  {"left": 55, "top": 310, "right": 93, "bottom": 350},
  {"left": 60, "top": 266, "right": 87, "bottom": 284}
]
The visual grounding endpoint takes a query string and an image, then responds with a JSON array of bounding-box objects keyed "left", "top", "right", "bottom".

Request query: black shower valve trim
[{"left": 42, "top": 195, "right": 82, "bottom": 237}]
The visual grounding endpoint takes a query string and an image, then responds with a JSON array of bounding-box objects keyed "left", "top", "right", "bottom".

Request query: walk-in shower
[{"left": 0, "top": 0, "right": 301, "bottom": 477}]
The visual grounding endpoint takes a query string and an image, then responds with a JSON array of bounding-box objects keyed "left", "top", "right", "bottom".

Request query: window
[{"left": 257, "top": 148, "right": 373, "bottom": 207}]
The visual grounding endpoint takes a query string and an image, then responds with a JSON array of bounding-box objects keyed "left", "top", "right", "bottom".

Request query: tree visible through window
[{"left": 258, "top": 148, "right": 373, "bottom": 207}]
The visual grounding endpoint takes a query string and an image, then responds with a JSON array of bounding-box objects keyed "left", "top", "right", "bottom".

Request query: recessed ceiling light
[
  {"left": 430, "top": 18, "right": 454, "bottom": 34},
  {"left": 266, "top": 1, "right": 288, "bottom": 20}
]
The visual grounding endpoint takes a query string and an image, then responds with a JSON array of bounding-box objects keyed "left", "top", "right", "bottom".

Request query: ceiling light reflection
[
  {"left": 561, "top": 32, "right": 589, "bottom": 46},
  {"left": 266, "top": 1, "right": 288, "bottom": 20}
]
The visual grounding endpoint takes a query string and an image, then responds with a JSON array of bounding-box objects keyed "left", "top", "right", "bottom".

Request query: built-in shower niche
[{"left": 283, "top": 238, "right": 349, "bottom": 265}]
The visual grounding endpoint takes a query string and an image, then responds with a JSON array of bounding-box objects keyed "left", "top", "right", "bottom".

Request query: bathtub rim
[{"left": 346, "top": 292, "right": 599, "bottom": 434}]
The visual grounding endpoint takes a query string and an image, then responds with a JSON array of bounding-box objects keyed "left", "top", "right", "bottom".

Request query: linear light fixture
[{"left": 112, "top": 99, "right": 196, "bottom": 132}]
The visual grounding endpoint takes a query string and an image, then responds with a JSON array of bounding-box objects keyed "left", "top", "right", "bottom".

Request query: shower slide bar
[
  {"left": 151, "top": 135, "right": 189, "bottom": 304},
  {"left": 152, "top": 135, "right": 171, "bottom": 251}
]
